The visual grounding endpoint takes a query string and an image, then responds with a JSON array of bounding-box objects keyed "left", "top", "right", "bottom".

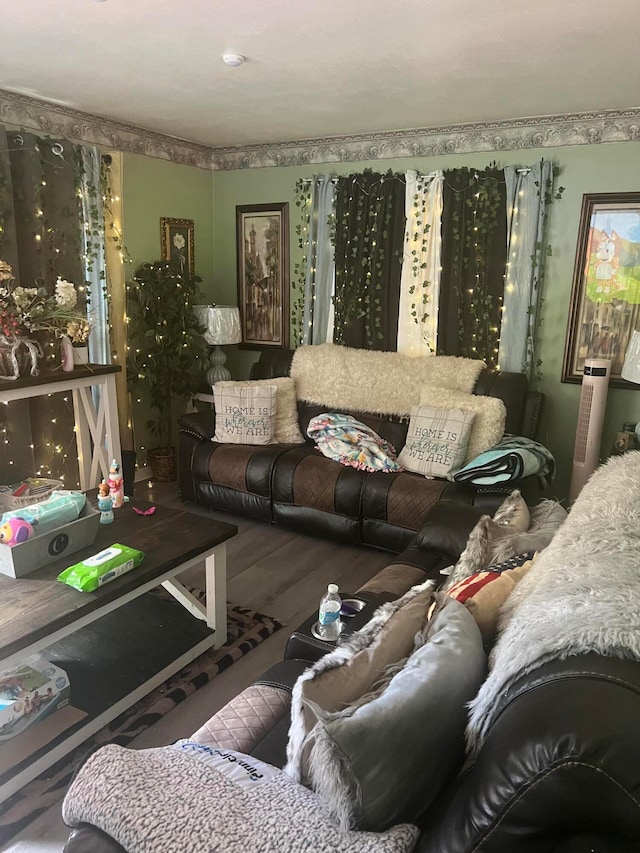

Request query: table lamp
[{"left": 194, "top": 304, "right": 242, "bottom": 385}]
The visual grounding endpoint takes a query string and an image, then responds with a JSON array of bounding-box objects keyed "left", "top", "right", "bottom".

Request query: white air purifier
[{"left": 569, "top": 357, "right": 611, "bottom": 503}]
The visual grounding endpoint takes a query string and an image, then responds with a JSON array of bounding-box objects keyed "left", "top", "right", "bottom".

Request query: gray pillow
[{"left": 286, "top": 592, "right": 486, "bottom": 832}]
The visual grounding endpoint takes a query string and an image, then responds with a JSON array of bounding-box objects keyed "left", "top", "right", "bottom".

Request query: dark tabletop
[{"left": 0, "top": 499, "right": 237, "bottom": 662}]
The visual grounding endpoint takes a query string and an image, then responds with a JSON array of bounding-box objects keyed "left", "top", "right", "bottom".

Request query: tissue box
[
  {"left": 0, "top": 654, "right": 70, "bottom": 742},
  {"left": 0, "top": 502, "right": 100, "bottom": 579}
]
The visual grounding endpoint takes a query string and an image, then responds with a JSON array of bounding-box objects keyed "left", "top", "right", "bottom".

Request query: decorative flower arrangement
[{"left": 0, "top": 261, "right": 91, "bottom": 341}]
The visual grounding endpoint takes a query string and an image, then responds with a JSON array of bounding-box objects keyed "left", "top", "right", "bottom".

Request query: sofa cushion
[
  {"left": 213, "top": 383, "right": 277, "bottom": 444},
  {"left": 286, "top": 586, "right": 486, "bottom": 832},
  {"left": 398, "top": 406, "right": 475, "bottom": 480},
  {"left": 445, "top": 490, "right": 531, "bottom": 587},
  {"left": 62, "top": 743, "right": 419, "bottom": 853},
  {"left": 418, "top": 387, "right": 506, "bottom": 463},
  {"left": 215, "top": 378, "right": 305, "bottom": 444}
]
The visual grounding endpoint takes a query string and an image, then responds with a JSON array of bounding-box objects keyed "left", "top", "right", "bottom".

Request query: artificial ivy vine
[
  {"left": 407, "top": 175, "right": 432, "bottom": 349},
  {"left": 292, "top": 177, "right": 311, "bottom": 346}
]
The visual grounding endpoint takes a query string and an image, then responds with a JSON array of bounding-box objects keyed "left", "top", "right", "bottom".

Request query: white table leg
[
  {"left": 72, "top": 387, "right": 92, "bottom": 491},
  {"left": 103, "top": 373, "right": 122, "bottom": 469},
  {"left": 205, "top": 543, "right": 227, "bottom": 647}
]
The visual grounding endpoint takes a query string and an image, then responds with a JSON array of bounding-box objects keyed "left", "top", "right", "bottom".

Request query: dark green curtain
[
  {"left": 333, "top": 170, "right": 405, "bottom": 350},
  {"left": 438, "top": 167, "right": 507, "bottom": 367},
  {"left": 0, "top": 126, "right": 85, "bottom": 486}
]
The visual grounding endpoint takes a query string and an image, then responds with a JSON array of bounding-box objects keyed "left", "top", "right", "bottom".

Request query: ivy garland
[
  {"left": 291, "top": 177, "right": 311, "bottom": 347},
  {"left": 333, "top": 169, "right": 404, "bottom": 348},
  {"left": 407, "top": 175, "right": 432, "bottom": 350}
]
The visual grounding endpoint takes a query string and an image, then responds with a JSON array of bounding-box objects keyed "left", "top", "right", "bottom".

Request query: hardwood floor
[{"left": 2, "top": 482, "right": 393, "bottom": 852}]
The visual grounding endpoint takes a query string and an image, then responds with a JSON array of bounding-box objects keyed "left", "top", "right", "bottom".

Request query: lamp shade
[
  {"left": 622, "top": 330, "right": 640, "bottom": 385},
  {"left": 194, "top": 305, "right": 242, "bottom": 346}
]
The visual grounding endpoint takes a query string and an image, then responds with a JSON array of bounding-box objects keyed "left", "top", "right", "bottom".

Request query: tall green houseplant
[{"left": 127, "top": 261, "right": 209, "bottom": 478}]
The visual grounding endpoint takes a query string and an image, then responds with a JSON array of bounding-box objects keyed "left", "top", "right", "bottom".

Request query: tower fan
[{"left": 570, "top": 357, "right": 611, "bottom": 503}]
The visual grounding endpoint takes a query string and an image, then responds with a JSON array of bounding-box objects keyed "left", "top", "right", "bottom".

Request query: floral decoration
[{"left": 0, "top": 262, "right": 91, "bottom": 342}]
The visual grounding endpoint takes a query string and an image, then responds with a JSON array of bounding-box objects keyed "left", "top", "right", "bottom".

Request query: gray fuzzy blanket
[
  {"left": 62, "top": 743, "right": 419, "bottom": 853},
  {"left": 466, "top": 452, "right": 640, "bottom": 754}
]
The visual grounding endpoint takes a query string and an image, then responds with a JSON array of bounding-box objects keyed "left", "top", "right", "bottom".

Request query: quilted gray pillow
[{"left": 286, "top": 591, "right": 486, "bottom": 832}]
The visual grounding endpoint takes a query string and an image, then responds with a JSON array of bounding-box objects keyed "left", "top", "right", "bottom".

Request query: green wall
[
  {"left": 122, "top": 153, "right": 215, "bottom": 459},
  {"left": 211, "top": 142, "right": 640, "bottom": 501}
]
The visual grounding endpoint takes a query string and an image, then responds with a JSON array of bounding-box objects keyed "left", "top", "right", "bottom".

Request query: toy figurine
[
  {"left": 97, "top": 480, "right": 114, "bottom": 525},
  {"left": 107, "top": 460, "right": 124, "bottom": 509},
  {"left": 0, "top": 516, "right": 35, "bottom": 545}
]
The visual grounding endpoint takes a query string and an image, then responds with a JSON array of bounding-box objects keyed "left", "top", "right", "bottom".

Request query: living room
[{"left": 1, "top": 1, "right": 640, "bottom": 851}]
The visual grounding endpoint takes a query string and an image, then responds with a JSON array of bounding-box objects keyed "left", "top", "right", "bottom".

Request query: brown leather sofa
[{"left": 177, "top": 349, "right": 544, "bottom": 552}]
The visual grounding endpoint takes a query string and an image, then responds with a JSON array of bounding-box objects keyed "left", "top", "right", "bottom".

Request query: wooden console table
[{"left": 0, "top": 365, "right": 121, "bottom": 491}]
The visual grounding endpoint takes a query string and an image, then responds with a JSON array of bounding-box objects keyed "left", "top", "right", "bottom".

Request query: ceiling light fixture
[{"left": 222, "top": 53, "right": 245, "bottom": 67}]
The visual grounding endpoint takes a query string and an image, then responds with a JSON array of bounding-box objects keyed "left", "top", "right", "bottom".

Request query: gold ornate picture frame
[
  {"left": 160, "top": 217, "right": 195, "bottom": 278},
  {"left": 563, "top": 193, "right": 640, "bottom": 386},
  {"left": 236, "top": 202, "right": 289, "bottom": 349}
]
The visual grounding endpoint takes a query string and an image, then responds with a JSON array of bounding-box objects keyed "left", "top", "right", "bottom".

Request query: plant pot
[
  {"left": 72, "top": 344, "right": 89, "bottom": 365},
  {"left": 147, "top": 447, "right": 176, "bottom": 482}
]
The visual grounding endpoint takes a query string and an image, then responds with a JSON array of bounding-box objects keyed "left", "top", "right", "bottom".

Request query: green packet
[{"left": 57, "top": 544, "right": 145, "bottom": 592}]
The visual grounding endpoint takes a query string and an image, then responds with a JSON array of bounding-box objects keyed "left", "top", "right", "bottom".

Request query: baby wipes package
[{"left": 57, "top": 543, "right": 145, "bottom": 592}]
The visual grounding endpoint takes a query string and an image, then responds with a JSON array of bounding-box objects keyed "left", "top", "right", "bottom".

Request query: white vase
[
  {"left": 60, "top": 335, "right": 74, "bottom": 372},
  {"left": 72, "top": 344, "right": 89, "bottom": 365}
]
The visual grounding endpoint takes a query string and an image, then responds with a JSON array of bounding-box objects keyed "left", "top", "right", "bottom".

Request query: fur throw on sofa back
[
  {"left": 291, "top": 344, "right": 485, "bottom": 417},
  {"left": 466, "top": 452, "right": 640, "bottom": 755}
]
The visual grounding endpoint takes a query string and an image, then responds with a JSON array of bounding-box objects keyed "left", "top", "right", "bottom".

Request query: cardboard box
[
  {"left": 0, "top": 502, "right": 100, "bottom": 579},
  {"left": 0, "top": 654, "right": 70, "bottom": 742}
]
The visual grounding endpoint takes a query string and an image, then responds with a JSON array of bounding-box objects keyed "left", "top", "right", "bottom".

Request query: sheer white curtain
[
  {"left": 79, "top": 145, "right": 108, "bottom": 365},
  {"left": 397, "top": 170, "right": 443, "bottom": 355},
  {"left": 498, "top": 161, "right": 553, "bottom": 377},
  {"left": 302, "top": 176, "right": 336, "bottom": 345}
]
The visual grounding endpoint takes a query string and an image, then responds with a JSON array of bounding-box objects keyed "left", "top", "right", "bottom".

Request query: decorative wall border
[
  {"left": 2, "top": 90, "right": 639, "bottom": 172},
  {"left": 212, "top": 109, "right": 640, "bottom": 170},
  {"left": 0, "top": 89, "right": 215, "bottom": 169}
]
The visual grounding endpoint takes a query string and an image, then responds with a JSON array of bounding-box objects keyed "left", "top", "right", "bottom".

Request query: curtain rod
[{"left": 301, "top": 167, "right": 531, "bottom": 185}]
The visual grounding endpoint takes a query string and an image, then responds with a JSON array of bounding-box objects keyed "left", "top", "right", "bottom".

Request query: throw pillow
[
  {"left": 285, "top": 587, "right": 486, "bottom": 832},
  {"left": 444, "top": 490, "right": 530, "bottom": 588},
  {"left": 418, "top": 387, "right": 506, "bottom": 463},
  {"left": 62, "top": 743, "right": 419, "bottom": 853},
  {"left": 214, "top": 378, "right": 305, "bottom": 444},
  {"left": 489, "top": 499, "right": 567, "bottom": 563},
  {"left": 447, "top": 556, "right": 537, "bottom": 641},
  {"left": 397, "top": 406, "right": 476, "bottom": 480},
  {"left": 212, "top": 383, "right": 277, "bottom": 445}
]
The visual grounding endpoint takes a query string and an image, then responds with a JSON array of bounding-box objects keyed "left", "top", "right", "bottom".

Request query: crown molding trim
[
  {"left": 0, "top": 89, "right": 215, "bottom": 169},
  {"left": 1, "top": 91, "right": 639, "bottom": 172},
  {"left": 212, "top": 109, "right": 640, "bottom": 171}
]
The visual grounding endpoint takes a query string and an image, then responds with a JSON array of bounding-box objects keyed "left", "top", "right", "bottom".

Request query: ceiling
[{"left": 2, "top": 0, "right": 639, "bottom": 150}]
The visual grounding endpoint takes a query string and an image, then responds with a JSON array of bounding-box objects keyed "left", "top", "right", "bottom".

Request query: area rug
[{"left": 0, "top": 602, "right": 282, "bottom": 845}]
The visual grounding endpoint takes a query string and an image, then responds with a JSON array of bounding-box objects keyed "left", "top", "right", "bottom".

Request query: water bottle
[{"left": 318, "top": 583, "right": 342, "bottom": 641}]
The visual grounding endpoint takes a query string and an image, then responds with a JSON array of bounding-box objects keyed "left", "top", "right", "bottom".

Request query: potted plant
[{"left": 126, "top": 261, "right": 209, "bottom": 481}]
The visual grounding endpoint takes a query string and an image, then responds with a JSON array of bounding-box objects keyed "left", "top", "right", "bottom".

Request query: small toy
[
  {"left": 0, "top": 517, "right": 35, "bottom": 546},
  {"left": 107, "top": 460, "right": 124, "bottom": 509},
  {"left": 97, "top": 480, "right": 114, "bottom": 525}
]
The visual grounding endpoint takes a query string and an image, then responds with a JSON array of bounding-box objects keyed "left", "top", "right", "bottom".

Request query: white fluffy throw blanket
[
  {"left": 291, "top": 343, "right": 485, "bottom": 416},
  {"left": 466, "top": 452, "right": 640, "bottom": 755}
]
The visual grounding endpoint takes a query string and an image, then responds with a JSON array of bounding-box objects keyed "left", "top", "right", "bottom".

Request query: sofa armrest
[
  {"left": 418, "top": 653, "right": 640, "bottom": 853},
  {"left": 178, "top": 409, "right": 216, "bottom": 440}
]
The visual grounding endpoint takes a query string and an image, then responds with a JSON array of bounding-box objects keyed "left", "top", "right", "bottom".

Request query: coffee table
[{"left": 0, "top": 500, "right": 237, "bottom": 803}]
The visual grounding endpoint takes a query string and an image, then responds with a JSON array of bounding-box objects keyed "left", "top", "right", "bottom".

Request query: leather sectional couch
[
  {"left": 64, "top": 452, "right": 640, "bottom": 851},
  {"left": 177, "top": 348, "right": 544, "bottom": 553}
]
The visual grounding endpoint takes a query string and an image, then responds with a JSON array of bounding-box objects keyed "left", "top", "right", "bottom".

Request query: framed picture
[
  {"left": 160, "top": 217, "right": 195, "bottom": 278},
  {"left": 236, "top": 202, "right": 289, "bottom": 349},
  {"left": 562, "top": 192, "right": 640, "bottom": 387}
]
